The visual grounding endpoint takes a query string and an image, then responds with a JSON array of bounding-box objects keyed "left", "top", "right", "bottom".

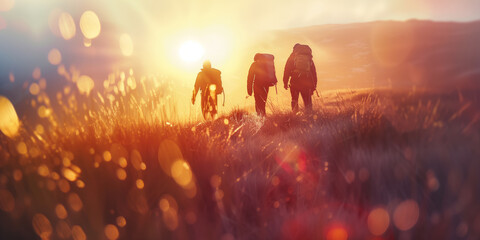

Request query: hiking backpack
[
  {"left": 254, "top": 53, "right": 277, "bottom": 86},
  {"left": 293, "top": 44, "right": 313, "bottom": 74}
]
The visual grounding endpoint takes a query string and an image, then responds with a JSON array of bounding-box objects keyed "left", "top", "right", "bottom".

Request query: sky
[{"left": 1, "top": 0, "right": 479, "bottom": 117}]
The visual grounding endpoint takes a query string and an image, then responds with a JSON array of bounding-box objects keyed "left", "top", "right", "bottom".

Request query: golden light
[
  {"left": 62, "top": 168, "right": 78, "bottom": 182},
  {"left": 0, "top": 0, "right": 15, "bottom": 12},
  {"left": 326, "top": 226, "right": 348, "bottom": 240},
  {"left": 179, "top": 40, "right": 205, "bottom": 62},
  {"left": 119, "top": 33, "right": 133, "bottom": 56},
  {"left": 0, "top": 96, "right": 20, "bottom": 138},
  {"left": 76, "top": 75, "right": 94, "bottom": 95},
  {"left": 79, "top": 10, "right": 101, "bottom": 39},
  {"left": 171, "top": 159, "right": 193, "bottom": 187},
  {"left": 48, "top": 48, "right": 62, "bottom": 65},
  {"left": 209, "top": 84, "right": 216, "bottom": 91},
  {"left": 58, "top": 12, "right": 76, "bottom": 40}
]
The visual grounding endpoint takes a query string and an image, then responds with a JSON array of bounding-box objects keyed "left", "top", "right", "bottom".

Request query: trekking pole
[
  {"left": 275, "top": 84, "right": 278, "bottom": 95},
  {"left": 315, "top": 90, "right": 320, "bottom": 97},
  {"left": 222, "top": 91, "right": 225, "bottom": 107}
]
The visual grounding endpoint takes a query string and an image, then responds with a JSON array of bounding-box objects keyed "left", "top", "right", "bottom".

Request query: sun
[{"left": 179, "top": 40, "right": 205, "bottom": 63}]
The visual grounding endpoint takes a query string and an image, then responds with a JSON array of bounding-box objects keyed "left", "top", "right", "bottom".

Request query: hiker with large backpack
[
  {"left": 283, "top": 43, "right": 317, "bottom": 112},
  {"left": 192, "top": 60, "right": 223, "bottom": 119},
  {"left": 247, "top": 53, "right": 278, "bottom": 116}
]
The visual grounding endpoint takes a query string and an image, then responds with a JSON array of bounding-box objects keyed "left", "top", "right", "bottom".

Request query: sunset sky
[{"left": 1, "top": 0, "right": 479, "bottom": 85}]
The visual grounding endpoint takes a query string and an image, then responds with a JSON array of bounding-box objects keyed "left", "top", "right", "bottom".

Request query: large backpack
[
  {"left": 293, "top": 44, "right": 312, "bottom": 74},
  {"left": 254, "top": 53, "right": 277, "bottom": 86},
  {"left": 203, "top": 68, "right": 223, "bottom": 94}
]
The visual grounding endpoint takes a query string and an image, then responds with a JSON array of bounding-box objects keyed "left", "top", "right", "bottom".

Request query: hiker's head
[{"left": 203, "top": 60, "right": 211, "bottom": 69}]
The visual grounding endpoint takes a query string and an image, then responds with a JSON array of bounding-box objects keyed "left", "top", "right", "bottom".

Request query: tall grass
[{"left": 1, "top": 87, "right": 479, "bottom": 239}]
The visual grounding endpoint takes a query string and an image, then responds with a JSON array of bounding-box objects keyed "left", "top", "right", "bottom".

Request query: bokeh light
[
  {"left": 58, "top": 12, "right": 76, "bottom": 40},
  {"left": 116, "top": 216, "right": 127, "bottom": 228},
  {"left": 32, "top": 213, "right": 53, "bottom": 240},
  {"left": 171, "top": 159, "right": 193, "bottom": 187},
  {"left": 55, "top": 204, "right": 68, "bottom": 219},
  {"left": 0, "top": 189, "right": 15, "bottom": 212},
  {"left": 393, "top": 199, "right": 420, "bottom": 231},
  {"left": 76, "top": 75, "right": 94, "bottom": 96},
  {"left": 368, "top": 207, "right": 390, "bottom": 236},
  {"left": 104, "top": 224, "right": 119, "bottom": 240},
  {"left": 79, "top": 10, "right": 101, "bottom": 39},
  {"left": 48, "top": 48, "right": 62, "bottom": 65},
  {"left": 119, "top": 34, "right": 133, "bottom": 56},
  {"left": 0, "top": 96, "right": 20, "bottom": 138},
  {"left": 71, "top": 225, "right": 86, "bottom": 240},
  {"left": 326, "top": 226, "right": 348, "bottom": 240}
]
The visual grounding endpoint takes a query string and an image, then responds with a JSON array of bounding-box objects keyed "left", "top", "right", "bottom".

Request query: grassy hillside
[{"left": 1, "top": 87, "right": 479, "bottom": 239}]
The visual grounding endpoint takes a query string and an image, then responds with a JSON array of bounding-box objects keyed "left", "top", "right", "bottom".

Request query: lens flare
[
  {"left": 79, "top": 10, "right": 101, "bottom": 39},
  {"left": 0, "top": 96, "right": 20, "bottom": 138}
]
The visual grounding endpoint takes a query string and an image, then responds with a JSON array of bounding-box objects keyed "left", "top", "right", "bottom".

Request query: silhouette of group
[{"left": 192, "top": 43, "right": 317, "bottom": 118}]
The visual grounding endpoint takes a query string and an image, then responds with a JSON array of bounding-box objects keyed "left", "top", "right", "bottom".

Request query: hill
[{"left": 1, "top": 87, "right": 479, "bottom": 239}]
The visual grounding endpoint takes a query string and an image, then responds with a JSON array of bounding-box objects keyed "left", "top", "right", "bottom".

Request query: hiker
[
  {"left": 247, "top": 53, "right": 278, "bottom": 116},
  {"left": 283, "top": 43, "right": 317, "bottom": 112},
  {"left": 192, "top": 60, "right": 223, "bottom": 119}
]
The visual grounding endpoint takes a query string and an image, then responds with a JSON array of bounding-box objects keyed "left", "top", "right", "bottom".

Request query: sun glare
[{"left": 179, "top": 40, "right": 205, "bottom": 63}]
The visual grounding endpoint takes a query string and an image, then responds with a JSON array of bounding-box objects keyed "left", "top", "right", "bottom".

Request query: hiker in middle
[
  {"left": 247, "top": 53, "right": 278, "bottom": 116},
  {"left": 283, "top": 43, "right": 317, "bottom": 112}
]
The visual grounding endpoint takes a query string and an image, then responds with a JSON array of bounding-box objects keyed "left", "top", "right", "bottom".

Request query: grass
[{"left": 1, "top": 87, "right": 480, "bottom": 240}]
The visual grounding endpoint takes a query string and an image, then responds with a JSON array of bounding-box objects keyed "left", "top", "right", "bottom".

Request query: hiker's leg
[
  {"left": 201, "top": 92, "right": 207, "bottom": 118},
  {"left": 301, "top": 89, "right": 313, "bottom": 111},
  {"left": 290, "top": 87, "right": 300, "bottom": 112},
  {"left": 254, "top": 86, "right": 268, "bottom": 116},
  {"left": 263, "top": 86, "right": 269, "bottom": 116},
  {"left": 254, "top": 94, "right": 264, "bottom": 116}
]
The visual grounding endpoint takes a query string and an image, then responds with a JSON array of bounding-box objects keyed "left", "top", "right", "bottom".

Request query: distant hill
[{"left": 250, "top": 20, "right": 480, "bottom": 90}]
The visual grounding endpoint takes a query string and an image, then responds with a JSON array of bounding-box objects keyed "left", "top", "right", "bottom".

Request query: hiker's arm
[
  {"left": 283, "top": 56, "right": 293, "bottom": 89},
  {"left": 247, "top": 63, "right": 255, "bottom": 96},
  {"left": 311, "top": 61, "right": 317, "bottom": 90},
  {"left": 192, "top": 73, "right": 201, "bottom": 104}
]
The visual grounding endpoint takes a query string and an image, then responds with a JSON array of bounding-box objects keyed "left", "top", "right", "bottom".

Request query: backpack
[
  {"left": 254, "top": 53, "right": 277, "bottom": 86},
  {"left": 293, "top": 44, "right": 312, "bottom": 73},
  {"left": 202, "top": 68, "right": 223, "bottom": 94}
]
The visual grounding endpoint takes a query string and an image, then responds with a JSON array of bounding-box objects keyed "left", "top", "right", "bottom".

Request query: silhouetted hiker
[
  {"left": 192, "top": 60, "right": 223, "bottom": 119},
  {"left": 247, "top": 53, "right": 278, "bottom": 116},
  {"left": 283, "top": 43, "right": 317, "bottom": 112}
]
